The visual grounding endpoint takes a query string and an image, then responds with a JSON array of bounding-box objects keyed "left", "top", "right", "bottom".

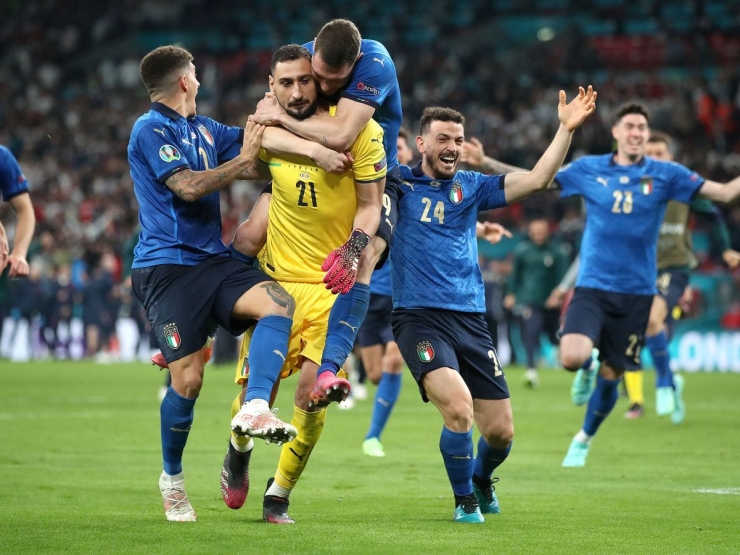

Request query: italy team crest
[
  {"left": 640, "top": 176, "right": 653, "bottom": 195},
  {"left": 417, "top": 341, "right": 435, "bottom": 363},
  {"left": 163, "top": 323, "right": 181, "bottom": 350},
  {"left": 197, "top": 124, "right": 214, "bottom": 147},
  {"left": 450, "top": 182, "right": 463, "bottom": 204}
]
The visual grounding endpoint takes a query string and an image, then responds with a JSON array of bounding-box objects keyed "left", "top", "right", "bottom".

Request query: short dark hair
[
  {"left": 613, "top": 102, "right": 650, "bottom": 125},
  {"left": 139, "top": 45, "right": 193, "bottom": 97},
  {"left": 271, "top": 44, "right": 312, "bottom": 74},
  {"left": 419, "top": 107, "right": 465, "bottom": 136},
  {"left": 648, "top": 130, "right": 672, "bottom": 147},
  {"left": 314, "top": 19, "right": 361, "bottom": 68},
  {"left": 398, "top": 126, "right": 410, "bottom": 141}
]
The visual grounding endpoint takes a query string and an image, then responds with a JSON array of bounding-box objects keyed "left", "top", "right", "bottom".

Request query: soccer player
[
  {"left": 220, "top": 45, "right": 387, "bottom": 523},
  {"left": 391, "top": 88, "right": 597, "bottom": 523},
  {"left": 358, "top": 128, "right": 413, "bottom": 458},
  {"left": 0, "top": 145, "right": 35, "bottom": 278},
  {"left": 128, "top": 45, "right": 311, "bottom": 522},
  {"left": 245, "top": 19, "right": 403, "bottom": 408},
  {"left": 554, "top": 103, "right": 740, "bottom": 467},
  {"left": 622, "top": 131, "right": 739, "bottom": 421},
  {"left": 503, "top": 217, "right": 569, "bottom": 388}
]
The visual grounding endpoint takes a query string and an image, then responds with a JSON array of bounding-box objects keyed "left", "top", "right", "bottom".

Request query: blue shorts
[
  {"left": 131, "top": 254, "right": 272, "bottom": 364},
  {"left": 656, "top": 269, "right": 689, "bottom": 312},
  {"left": 561, "top": 287, "right": 653, "bottom": 371},
  {"left": 357, "top": 294, "right": 394, "bottom": 348},
  {"left": 391, "top": 308, "right": 510, "bottom": 402},
  {"left": 375, "top": 173, "right": 400, "bottom": 269}
]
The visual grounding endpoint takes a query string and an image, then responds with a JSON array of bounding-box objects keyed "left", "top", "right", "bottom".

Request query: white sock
[
  {"left": 266, "top": 480, "right": 292, "bottom": 499},
  {"left": 574, "top": 430, "right": 592, "bottom": 444},
  {"left": 231, "top": 436, "right": 254, "bottom": 453},
  {"left": 161, "top": 470, "right": 184, "bottom": 483},
  {"left": 244, "top": 399, "right": 269, "bottom": 412}
]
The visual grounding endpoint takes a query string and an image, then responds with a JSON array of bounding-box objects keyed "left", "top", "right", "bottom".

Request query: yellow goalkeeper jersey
[{"left": 258, "top": 106, "right": 386, "bottom": 283}]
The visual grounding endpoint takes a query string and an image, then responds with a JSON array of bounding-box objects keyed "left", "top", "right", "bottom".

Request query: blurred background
[{"left": 0, "top": 0, "right": 739, "bottom": 370}]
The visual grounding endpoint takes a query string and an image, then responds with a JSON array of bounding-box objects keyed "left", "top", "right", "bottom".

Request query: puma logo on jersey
[
  {"left": 596, "top": 177, "right": 609, "bottom": 187},
  {"left": 273, "top": 350, "right": 286, "bottom": 362},
  {"left": 339, "top": 321, "right": 358, "bottom": 332},
  {"left": 153, "top": 128, "right": 166, "bottom": 137},
  {"left": 373, "top": 57, "right": 385, "bottom": 67},
  {"left": 401, "top": 181, "right": 415, "bottom": 191},
  {"left": 384, "top": 218, "right": 394, "bottom": 234}
]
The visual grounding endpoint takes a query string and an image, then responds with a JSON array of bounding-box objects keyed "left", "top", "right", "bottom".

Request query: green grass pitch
[{"left": 1, "top": 360, "right": 739, "bottom": 554}]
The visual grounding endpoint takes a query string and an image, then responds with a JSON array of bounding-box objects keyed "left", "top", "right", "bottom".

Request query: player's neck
[
  {"left": 613, "top": 151, "right": 644, "bottom": 167},
  {"left": 153, "top": 96, "right": 189, "bottom": 119}
]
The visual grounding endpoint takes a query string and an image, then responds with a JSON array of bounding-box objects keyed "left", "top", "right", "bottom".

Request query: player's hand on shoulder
[
  {"left": 241, "top": 117, "right": 265, "bottom": 161},
  {"left": 558, "top": 85, "right": 597, "bottom": 132},
  {"left": 462, "top": 138, "right": 485, "bottom": 168},
  {"left": 251, "top": 93, "right": 283, "bottom": 126}
]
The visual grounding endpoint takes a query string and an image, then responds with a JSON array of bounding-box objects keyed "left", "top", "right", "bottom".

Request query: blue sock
[
  {"left": 245, "top": 315, "right": 292, "bottom": 402},
  {"left": 365, "top": 372, "right": 402, "bottom": 440},
  {"left": 439, "top": 426, "right": 474, "bottom": 497},
  {"left": 581, "top": 355, "right": 593, "bottom": 370},
  {"left": 319, "top": 283, "right": 370, "bottom": 376},
  {"left": 161, "top": 387, "right": 197, "bottom": 476},
  {"left": 647, "top": 331, "right": 673, "bottom": 388},
  {"left": 582, "top": 375, "right": 620, "bottom": 436},
  {"left": 473, "top": 437, "right": 512, "bottom": 481},
  {"left": 229, "top": 243, "right": 256, "bottom": 267}
]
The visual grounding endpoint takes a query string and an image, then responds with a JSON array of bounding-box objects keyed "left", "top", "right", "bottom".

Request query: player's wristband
[{"left": 348, "top": 228, "right": 371, "bottom": 254}]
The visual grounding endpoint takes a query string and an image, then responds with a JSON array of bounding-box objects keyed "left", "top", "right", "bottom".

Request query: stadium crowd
[{"left": 1, "top": 0, "right": 739, "bottom": 360}]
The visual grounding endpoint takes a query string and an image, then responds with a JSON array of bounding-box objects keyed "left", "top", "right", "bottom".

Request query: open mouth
[{"left": 440, "top": 154, "right": 456, "bottom": 168}]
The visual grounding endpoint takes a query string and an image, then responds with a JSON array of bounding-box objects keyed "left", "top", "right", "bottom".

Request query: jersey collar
[
  {"left": 609, "top": 153, "right": 647, "bottom": 167},
  {"left": 411, "top": 162, "right": 425, "bottom": 177},
  {"left": 151, "top": 102, "right": 184, "bottom": 121}
]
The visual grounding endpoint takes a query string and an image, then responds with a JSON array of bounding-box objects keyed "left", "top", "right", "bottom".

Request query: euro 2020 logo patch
[
  {"left": 450, "top": 182, "right": 463, "bottom": 204},
  {"left": 163, "top": 323, "right": 181, "bottom": 350},
  {"left": 159, "top": 144, "right": 181, "bottom": 163},
  {"left": 417, "top": 340, "right": 435, "bottom": 363}
]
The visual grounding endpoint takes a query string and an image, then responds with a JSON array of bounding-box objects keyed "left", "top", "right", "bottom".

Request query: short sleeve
[
  {"left": 0, "top": 147, "right": 29, "bottom": 201},
  {"left": 134, "top": 123, "right": 190, "bottom": 183},
  {"left": 350, "top": 122, "right": 387, "bottom": 183},
  {"left": 474, "top": 172, "right": 507, "bottom": 211},
  {"left": 555, "top": 158, "right": 585, "bottom": 197},
  {"left": 341, "top": 50, "right": 395, "bottom": 109},
  {"left": 665, "top": 162, "right": 704, "bottom": 204},
  {"left": 203, "top": 118, "right": 243, "bottom": 164}
]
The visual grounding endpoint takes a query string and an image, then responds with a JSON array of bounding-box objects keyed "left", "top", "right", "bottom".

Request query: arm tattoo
[{"left": 260, "top": 281, "right": 296, "bottom": 318}]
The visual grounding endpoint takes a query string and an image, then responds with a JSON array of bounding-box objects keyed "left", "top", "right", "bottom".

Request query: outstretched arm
[
  {"left": 253, "top": 94, "right": 375, "bottom": 152},
  {"left": 503, "top": 86, "right": 596, "bottom": 204},
  {"left": 696, "top": 175, "right": 740, "bottom": 204},
  {"left": 165, "top": 120, "right": 267, "bottom": 202}
]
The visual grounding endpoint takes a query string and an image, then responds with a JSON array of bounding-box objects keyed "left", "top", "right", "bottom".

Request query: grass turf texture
[{"left": 1, "top": 361, "right": 739, "bottom": 554}]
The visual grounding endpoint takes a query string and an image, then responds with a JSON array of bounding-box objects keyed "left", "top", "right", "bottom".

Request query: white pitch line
[{"left": 693, "top": 488, "right": 740, "bottom": 495}]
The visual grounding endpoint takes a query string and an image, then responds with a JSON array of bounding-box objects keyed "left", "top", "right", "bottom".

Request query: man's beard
[{"left": 286, "top": 101, "right": 318, "bottom": 121}]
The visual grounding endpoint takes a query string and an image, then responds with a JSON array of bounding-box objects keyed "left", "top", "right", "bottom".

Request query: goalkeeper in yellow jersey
[{"left": 222, "top": 44, "right": 387, "bottom": 523}]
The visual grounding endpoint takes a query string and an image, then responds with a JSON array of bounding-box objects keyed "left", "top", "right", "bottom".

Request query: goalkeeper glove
[{"left": 321, "top": 228, "right": 371, "bottom": 294}]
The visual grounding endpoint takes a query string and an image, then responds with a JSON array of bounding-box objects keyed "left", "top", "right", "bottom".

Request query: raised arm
[
  {"left": 254, "top": 94, "right": 374, "bottom": 152},
  {"left": 462, "top": 138, "right": 528, "bottom": 175},
  {"left": 696, "top": 175, "right": 740, "bottom": 205},
  {"left": 165, "top": 120, "right": 268, "bottom": 202},
  {"left": 503, "top": 87, "right": 596, "bottom": 204}
]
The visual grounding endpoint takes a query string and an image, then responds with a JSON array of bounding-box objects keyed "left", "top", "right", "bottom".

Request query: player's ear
[
  {"left": 268, "top": 75, "right": 275, "bottom": 93},
  {"left": 415, "top": 135, "right": 425, "bottom": 153}
]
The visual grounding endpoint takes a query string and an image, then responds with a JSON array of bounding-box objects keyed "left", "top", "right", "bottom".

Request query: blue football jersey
[
  {"left": 0, "top": 146, "right": 29, "bottom": 201},
  {"left": 391, "top": 164, "right": 508, "bottom": 312},
  {"left": 305, "top": 39, "right": 402, "bottom": 173},
  {"left": 556, "top": 154, "right": 704, "bottom": 295},
  {"left": 369, "top": 262, "right": 392, "bottom": 297},
  {"left": 128, "top": 102, "right": 243, "bottom": 268}
]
